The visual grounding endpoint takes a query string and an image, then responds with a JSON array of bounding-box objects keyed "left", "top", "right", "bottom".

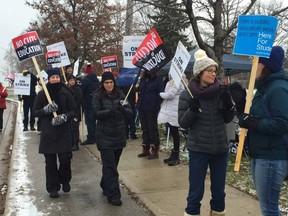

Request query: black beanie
[
  {"left": 259, "top": 46, "right": 284, "bottom": 72},
  {"left": 101, "top": 72, "right": 115, "bottom": 84},
  {"left": 47, "top": 68, "right": 61, "bottom": 80},
  {"left": 67, "top": 74, "right": 76, "bottom": 81}
]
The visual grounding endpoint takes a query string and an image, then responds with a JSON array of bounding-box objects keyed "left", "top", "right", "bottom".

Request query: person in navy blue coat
[
  {"left": 136, "top": 70, "right": 163, "bottom": 159},
  {"left": 80, "top": 72, "right": 99, "bottom": 145}
]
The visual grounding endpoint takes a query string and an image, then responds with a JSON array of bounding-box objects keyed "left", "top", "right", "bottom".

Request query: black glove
[
  {"left": 190, "top": 98, "right": 200, "bottom": 112},
  {"left": 228, "top": 82, "right": 246, "bottom": 113},
  {"left": 51, "top": 114, "right": 67, "bottom": 126},
  {"left": 18, "top": 96, "right": 23, "bottom": 101},
  {"left": 117, "top": 105, "right": 125, "bottom": 113},
  {"left": 219, "top": 85, "right": 234, "bottom": 110},
  {"left": 43, "top": 101, "right": 58, "bottom": 114},
  {"left": 237, "top": 113, "right": 260, "bottom": 130}
]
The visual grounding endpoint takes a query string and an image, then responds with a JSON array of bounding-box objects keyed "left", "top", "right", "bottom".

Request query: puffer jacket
[
  {"left": 178, "top": 90, "right": 234, "bottom": 154},
  {"left": 247, "top": 70, "right": 288, "bottom": 160},
  {"left": 158, "top": 79, "right": 184, "bottom": 127},
  {"left": 92, "top": 89, "right": 132, "bottom": 150}
]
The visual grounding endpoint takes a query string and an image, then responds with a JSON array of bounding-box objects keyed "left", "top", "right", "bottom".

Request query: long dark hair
[{"left": 93, "top": 82, "right": 122, "bottom": 100}]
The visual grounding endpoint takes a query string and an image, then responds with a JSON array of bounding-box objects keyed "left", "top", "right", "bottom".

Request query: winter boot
[
  {"left": 184, "top": 212, "right": 199, "bottom": 216},
  {"left": 137, "top": 144, "right": 150, "bottom": 157},
  {"left": 168, "top": 151, "right": 180, "bottom": 166},
  {"left": 147, "top": 145, "right": 159, "bottom": 159},
  {"left": 163, "top": 151, "right": 173, "bottom": 163},
  {"left": 210, "top": 210, "right": 225, "bottom": 216}
]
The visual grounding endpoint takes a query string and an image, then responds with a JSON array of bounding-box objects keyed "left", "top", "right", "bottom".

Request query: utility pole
[{"left": 125, "top": 0, "right": 133, "bottom": 35}]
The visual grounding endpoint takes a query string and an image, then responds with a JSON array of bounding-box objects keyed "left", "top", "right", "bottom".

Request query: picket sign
[
  {"left": 32, "top": 56, "right": 57, "bottom": 117},
  {"left": 234, "top": 56, "right": 259, "bottom": 171},
  {"left": 171, "top": 60, "right": 202, "bottom": 112},
  {"left": 61, "top": 67, "right": 67, "bottom": 83}
]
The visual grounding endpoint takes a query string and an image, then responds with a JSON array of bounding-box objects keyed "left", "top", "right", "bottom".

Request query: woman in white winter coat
[{"left": 158, "top": 73, "right": 186, "bottom": 166}]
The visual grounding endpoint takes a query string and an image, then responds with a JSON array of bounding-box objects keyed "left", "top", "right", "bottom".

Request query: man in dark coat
[
  {"left": 137, "top": 70, "right": 163, "bottom": 159},
  {"left": 18, "top": 69, "right": 38, "bottom": 131},
  {"left": 33, "top": 68, "right": 76, "bottom": 198},
  {"left": 80, "top": 72, "right": 100, "bottom": 145}
]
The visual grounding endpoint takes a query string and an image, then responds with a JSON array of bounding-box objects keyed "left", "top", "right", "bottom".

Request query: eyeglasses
[
  {"left": 205, "top": 69, "right": 218, "bottom": 75},
  {"left": 103, "top": 81, "right": 114, "bottom": 85}
]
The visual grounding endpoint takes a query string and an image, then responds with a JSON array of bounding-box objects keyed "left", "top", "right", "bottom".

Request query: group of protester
[
  {"left": 135, "top": 46, "right": 288, "bottom": 216},
  {"left": 14, "top": 45, "right": 288, "bottom": 215}
]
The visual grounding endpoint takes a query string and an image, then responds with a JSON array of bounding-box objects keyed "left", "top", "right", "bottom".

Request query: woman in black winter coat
[
  {"left": 179, "top": 50, "right": 235, "bottom": 216},
  {"left": 33, "top": 68, "right": 76, "bottom": 198},
  {"left": 92, "top": 72, "right": 132, "bottom": 206}
]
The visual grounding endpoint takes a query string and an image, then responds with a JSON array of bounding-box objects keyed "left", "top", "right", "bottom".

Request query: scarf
[{"left": 188, "top": 76, "right": 219, "bottom": 99}]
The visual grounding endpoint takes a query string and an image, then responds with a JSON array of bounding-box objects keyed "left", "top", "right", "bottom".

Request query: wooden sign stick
[
  {"left": 32, "top": 56, "right": 57, "bottom": 117},
  {"left": 234, "top": 56, "right": 259, "bottom": 172}
]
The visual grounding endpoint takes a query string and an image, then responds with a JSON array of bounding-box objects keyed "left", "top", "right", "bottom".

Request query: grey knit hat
[{"left": 193, "top": 49, "right": 218, "bottom": 76}]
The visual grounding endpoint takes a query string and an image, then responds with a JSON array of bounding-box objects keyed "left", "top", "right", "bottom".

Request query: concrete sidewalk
[
  {"left": 85, "top": 141, "right": 261, "bottom": 216},
  {"left": 3, "top": 100, "right": 262, "bottom": 216}
]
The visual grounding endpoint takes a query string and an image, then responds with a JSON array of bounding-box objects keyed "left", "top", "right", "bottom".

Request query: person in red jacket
[{"left": 0, "top": 82, "right": 8, "bottom": 132}]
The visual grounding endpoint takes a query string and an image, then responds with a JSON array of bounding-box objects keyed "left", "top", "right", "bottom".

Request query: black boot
[
  {"left": 168, "top": 151, "right": 180, "bottom": 166},
  {"left": 137, "top": 144, "right": 150, "bottom": 157},
  {"left": 163, "top": 151, "right": 174, "bottom": 163},
  {"left": 147, "top": 145, "right": 159, "bottom": 160}
]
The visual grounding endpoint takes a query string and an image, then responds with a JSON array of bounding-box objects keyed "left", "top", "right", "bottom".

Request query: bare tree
[
  {"left": 25, "top": 0, "right": 125, "bottom": 74},
  {"left": 133, "top": 0, "right": 288, "bottom": 75}
]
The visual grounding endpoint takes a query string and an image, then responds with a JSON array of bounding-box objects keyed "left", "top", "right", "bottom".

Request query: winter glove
[
  {"left": 18, "top": 95, "right": 23, "bottom": 101},
  {"left": 228, "top": 82, "right": 246, "bottom": 113},
  {"left": 190, "top": 98, "right": 200, "bottom": 112},
  {"left": 117, "top": 105, "right": 126, "bottom": 113},
  {"left": 51, "top": 114, "right": 67, "bottom": 126},
  {"left": 237, "top": 113, "right": 260, "bottom": 130},
  {"left": 219, "top": 85, "right": 234, "bottom": 110},
  {"left": 43, "top": 101, "right": 58, "bottom": 114},
  {"left": 119, "top": 100, "right": 129, "bottom": 106}
]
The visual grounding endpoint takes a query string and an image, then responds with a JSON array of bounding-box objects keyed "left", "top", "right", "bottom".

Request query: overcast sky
[{"left": 0, "top": 0, "right": 38, "bottom": 73}]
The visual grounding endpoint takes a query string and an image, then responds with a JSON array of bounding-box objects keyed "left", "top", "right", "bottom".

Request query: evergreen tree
[{"left": 148, "top": 0, "right": 194, "bottom": 57}]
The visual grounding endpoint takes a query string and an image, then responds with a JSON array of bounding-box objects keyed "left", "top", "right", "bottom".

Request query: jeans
[
  {"left": 185, "top": 151, "right": 228, "bottom": 215},
  {"left": 251, "top": 158, "right": 288, "bottom": 216}
]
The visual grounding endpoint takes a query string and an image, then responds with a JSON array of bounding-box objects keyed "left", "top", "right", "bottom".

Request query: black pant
[
  {"left": 168, "top": 124, "right": 180, "bottom": 151},
  {"left": 100, "top": 148, "right": 123, "bottom": 200},
  {"left": 44, "top": 152, "right": 72, "bottom": 193},
  {"left": 23, "top": 98, "right": 35, "bottom": 128},
  {"left": 125, "top": 106, "right": 137, "bottom": 138},
  {"left": 139, "top": 110, "right": 160, "bottom": 147},
  {"left": 71, "top": 119, "right": 80, "bottom": 146},
  {"left": 0, "top": 108, "right": 4, "bottom": 129}
]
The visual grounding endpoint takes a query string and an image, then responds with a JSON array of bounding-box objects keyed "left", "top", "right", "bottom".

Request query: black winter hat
[
  {"left": 67, "top": 74, "right": 76, "bottom": 81},
  {"left": 101, "top": 72, "right": 115, "bottom": 84},
  {"left": 259, "top": 46, "right": 284, "bottom": 72},
  {"left": 47, "top": 68, "right": 61, "bottom": 80}
]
